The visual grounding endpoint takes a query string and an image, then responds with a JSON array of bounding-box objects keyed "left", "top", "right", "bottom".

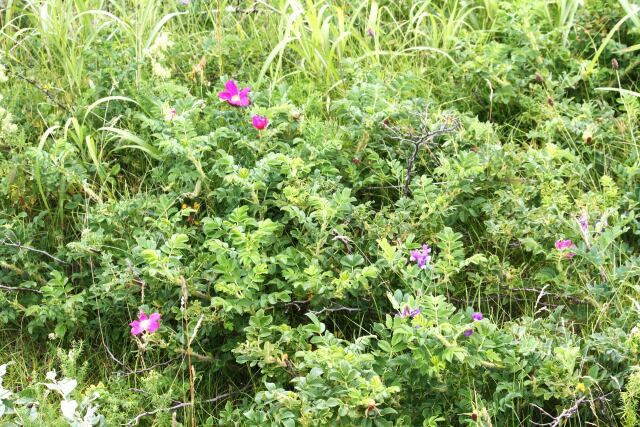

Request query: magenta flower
[
  {"left": 555, "top": 239, "right": 576, "bottom": 258},
  {"left": 555, "top": 239, "right": 573, "bottom": 250},
  {"left": 464, "top": 329, "right": 474, "bottom": 337},
  {"left": 471, "top": 312, "right": 483, "bottom": 321},
  {"left": 252, "top": 115, "right": 268, "bottom": 130},
  {"left": 398, "top": 305, "right": 421, "bottom": 319},
  {"left": 218, "top": 80, "right": 251, "bottom": 107},
  {"left": 130, "top": 310, "right": 161, "bottom": 335},
  {"left": 409, "top": 244, "right": 432, "bottom": 269}
]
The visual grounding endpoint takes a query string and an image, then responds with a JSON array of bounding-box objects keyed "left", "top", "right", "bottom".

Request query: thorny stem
[
  {"left": 404, "top": 142, "right": 421, "bottom": 196},
  {"left": 180, "top": 277, "right": 196, "bottom": 427}
]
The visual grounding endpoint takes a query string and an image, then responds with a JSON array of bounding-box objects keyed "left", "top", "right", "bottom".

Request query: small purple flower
[
  {"left": 579, "top": 210, "right": 589, "bottom": 234},
  {"left": 464, "top": 329, "right": 474, "bottom": 337},
  {"left": 367, "top": 28, "right": 375, "bottom": 38},
  {"left": 471, "top": 312, "right": 483, "bottom": 321},
  {"left": 409, "top": 244, "right": 431, "bottom": 269},
  {"left": 398, "top": 305, "right": 421, "bottom": 319},
  {"left": 180, "top": 0, "right": 190, "bottom": 5}
]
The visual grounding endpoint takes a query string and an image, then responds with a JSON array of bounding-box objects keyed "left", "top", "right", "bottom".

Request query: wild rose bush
[{"left": 0, "top": 0, "right": 640, "bottom": 425}]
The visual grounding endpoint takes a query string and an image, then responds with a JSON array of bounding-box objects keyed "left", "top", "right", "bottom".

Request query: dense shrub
[{"left": 0, "top": 0, "right": 639, "bottom": 425}]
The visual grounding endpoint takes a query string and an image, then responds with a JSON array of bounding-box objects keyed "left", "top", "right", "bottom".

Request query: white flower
[
  {"left": 152, "top": 61, "right": 171, "bottom": 79},
  {"left": 150, "top": 32, "right": 173, "bottom": 54}
]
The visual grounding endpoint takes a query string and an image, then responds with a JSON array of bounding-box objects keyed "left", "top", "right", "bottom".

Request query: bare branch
[
  {"left": 0, "top": 283, "right": 42, "bottom": 294},
  {"left": 1, "top": 238, "right": 67, "bottom": 264},
  {"left": 530, "top": 394, "right": 612, "bottom": 427},
  {"left": 384, "top": 114, "right": 460, "bottom": 196},
  {"left": 309, "top": 305, "right": 361, "bottom": 315},
  {"left": 284, "top": 299, "right": 311, "bottom": 313},
  {"left": 3, "top": 68, "right": 68, "bottom": 111}
]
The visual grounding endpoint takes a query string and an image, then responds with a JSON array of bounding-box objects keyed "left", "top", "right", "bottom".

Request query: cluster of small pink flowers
[{"left": 218, "top": 79, "right": 269, "bottom": 131}]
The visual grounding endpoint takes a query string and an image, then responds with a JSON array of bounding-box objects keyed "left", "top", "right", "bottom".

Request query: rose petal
[
  {"left": 129, "top": 320, "right": 142, "bottom": 335},
  {"left": 218, "top": 91, "right": 232, "bottom": 101},
  {"left": 225, "top": 79, "right": 238, "bottom": 94}
]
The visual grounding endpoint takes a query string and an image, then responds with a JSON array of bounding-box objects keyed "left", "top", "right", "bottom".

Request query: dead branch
[
  {"left": 384, "top": 114, "right": 460, "bottom": 195},
  {"left": 530, "top": 393, "right": 612, "bottom": 427}
]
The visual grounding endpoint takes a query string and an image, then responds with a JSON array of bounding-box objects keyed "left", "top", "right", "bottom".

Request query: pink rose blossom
[
  {"left": 130, "top": 310, "right": 161, "bottom": 335},
  {"left": 218, "top": 79, "right": 251, "bottom": 107},
  {"left": 252, "top": 115, "right": 268, "bottom": 130}
]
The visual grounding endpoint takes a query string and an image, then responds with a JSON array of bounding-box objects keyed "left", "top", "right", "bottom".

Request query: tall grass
[
  {"left": 544, "top": 0, "right": 583, "bottom": 45},
  {"left": 257, "top": 0, "right": 463, "bottom": 91}
]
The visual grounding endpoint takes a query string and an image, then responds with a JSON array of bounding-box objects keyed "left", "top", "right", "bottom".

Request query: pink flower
[
  {"left": 218, "top": 79, "right": 251, "bottom": 107},
  {"left": 555, "top": 239, "right": 576, "bottom": 258},
  {"left": 252, "top": 115, "right": 268, "bottom": 130},
  {"left": 130, "top": 310, "right": 161, "bottom": 335},
  {"left": 555, "top": 239, "right": 573, "bottom": 250}
]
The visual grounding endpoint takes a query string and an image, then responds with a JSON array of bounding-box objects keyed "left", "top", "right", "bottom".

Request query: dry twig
[{"left": 530, "top": 393, "right": 612, "bottom": 427}]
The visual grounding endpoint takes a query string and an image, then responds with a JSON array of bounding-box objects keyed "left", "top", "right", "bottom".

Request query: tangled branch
[
  {"left": 384, "top": 113, "right": 460, "bottom": 195},
  {"left": 1, "top": 237, "right": 67, "bottom": 264},
  {"left": 531, "top": 393, "right": 612, "bottom": 427}
]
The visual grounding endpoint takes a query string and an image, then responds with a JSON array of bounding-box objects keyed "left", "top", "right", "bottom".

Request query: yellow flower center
[
  {"left": 231, "top": 95, "right": 240, "bottom": 103},
  {"left": 140, "top": 319, "right": 150, "bottom": 331}
]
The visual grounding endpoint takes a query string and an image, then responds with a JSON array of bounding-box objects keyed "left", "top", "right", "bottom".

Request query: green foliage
[{"left": 1, "top": 0, "right": 640, "bottom": 425}]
